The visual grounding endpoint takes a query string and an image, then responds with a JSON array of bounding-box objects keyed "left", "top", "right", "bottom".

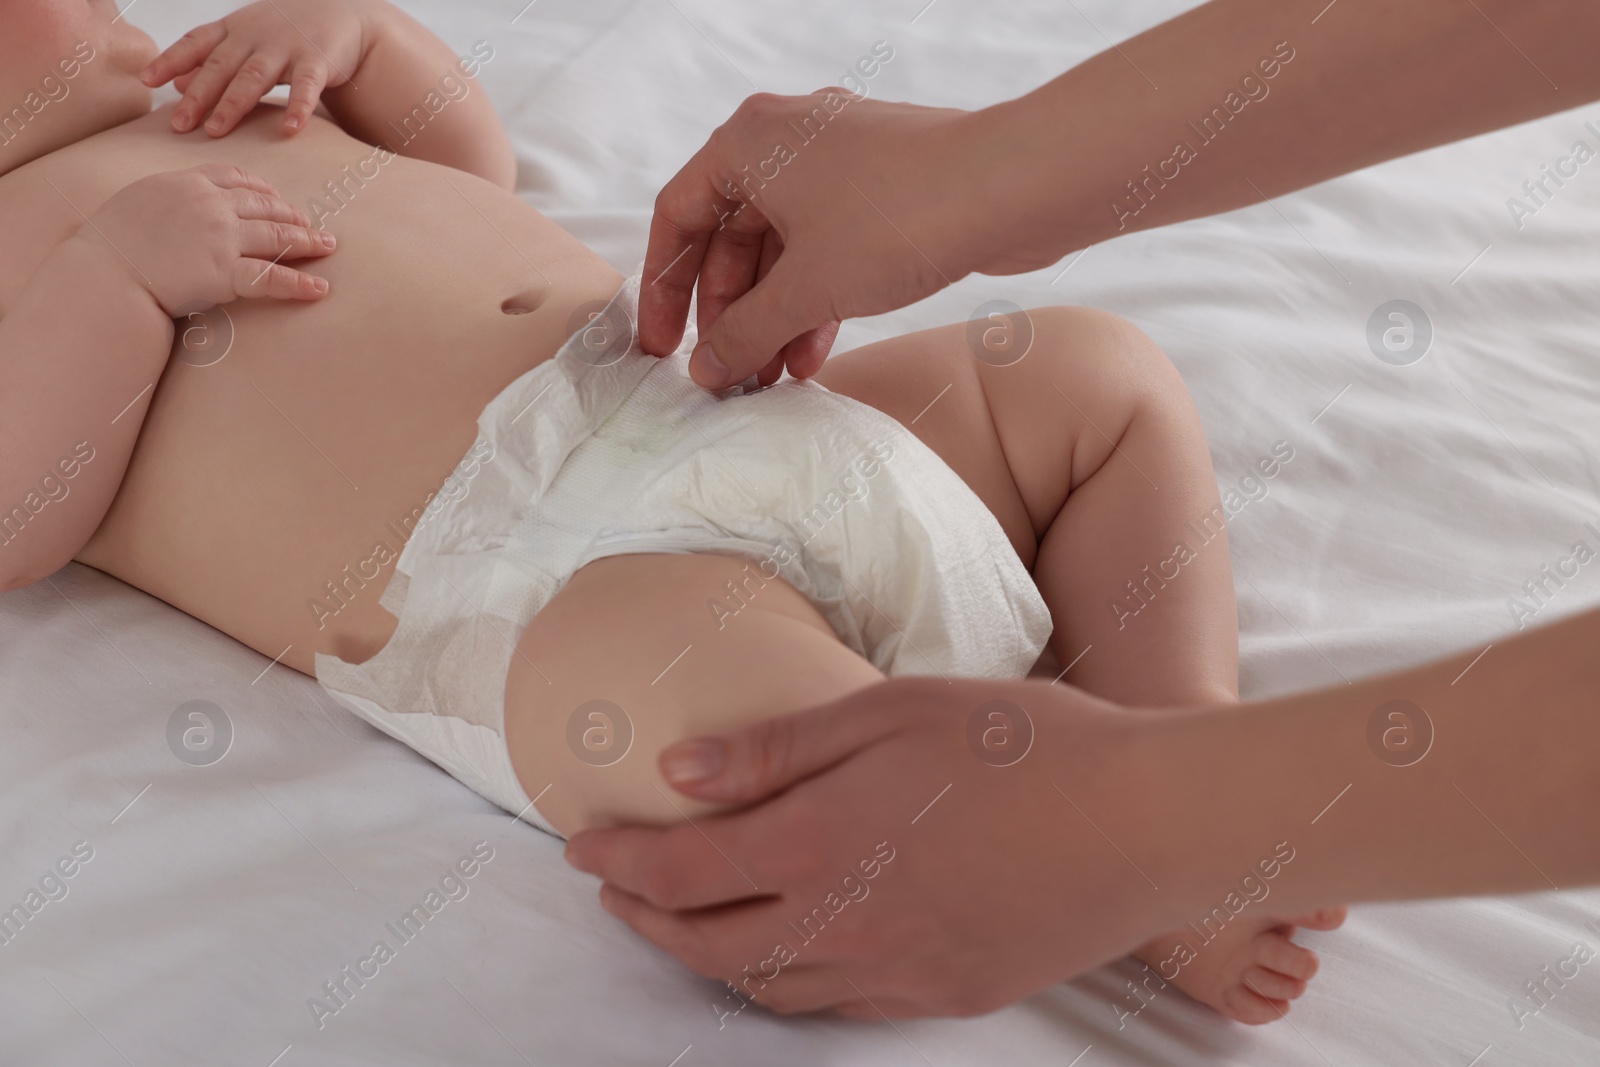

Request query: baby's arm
[
  {"left": 322, "top": 5, "right": 515, "bottom": 191},
  {"left": 0, "top": 165, "right": 332, "bottom": 592},
  {"left": 0, "top": 239, "right": 170, "bottom": 591},
  {"left": 143, "top": 1, "right": 516, "bottom": 191}
]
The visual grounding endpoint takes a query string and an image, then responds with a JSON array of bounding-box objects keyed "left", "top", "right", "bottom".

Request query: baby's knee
[
  {"left": 1025, "top": 305, "right": 1185, "bottom": 403},
  {"left": 977, "top": 304, "right": 1192, "bottom": 451},
  {"left": 505, "top": 554, "right": 884, "bottom": 837}
]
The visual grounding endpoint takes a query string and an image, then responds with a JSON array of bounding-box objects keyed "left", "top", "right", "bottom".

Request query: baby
[{"left": 0, "top": 0, "right": 1340, "bottom": 1025}]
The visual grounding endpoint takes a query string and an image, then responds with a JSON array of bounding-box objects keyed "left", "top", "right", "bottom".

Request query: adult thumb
[
  {"left": 691, "top": 257, "right": 829, "bottom": 388},
  {"left": 658, "top": 684, "right": 909, "bottom": 803}
]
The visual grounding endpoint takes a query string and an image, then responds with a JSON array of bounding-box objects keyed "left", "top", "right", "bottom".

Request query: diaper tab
[{"left": 714, "top": 372, "right": 768, "bottom": 400}]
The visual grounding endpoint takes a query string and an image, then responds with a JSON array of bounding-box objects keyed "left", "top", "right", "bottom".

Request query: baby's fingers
[
  {"left": 170, "top": 43, "right": 251, "bottom": 134},
  {"left": 240, "top": 220, "right": 337, "bottom": 267},
  {"left": 283, "top": 62, "right": 329, "bottom": 134},
  {"left": 236, "top": 260, "right": 330, "bottom": 302},
  {"left": 227, "top": 187, "right": 311, "bottom": 229},
  {"left": 140, "top": 22, "right": 227, "bottom": 88},
  {"left": 194, "top": 163, "right": 281, "bottom": 200},
  {"left": 205, "top": 50, "right": 292, "bottom": 136}
]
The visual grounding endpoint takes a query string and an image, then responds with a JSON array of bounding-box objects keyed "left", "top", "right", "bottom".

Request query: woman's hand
[
  {"left": 564, "top": 676, "right": 1188, "bottom": 1017},
  {"left": 639, "top": 92, "right": 996, "bottom": 390},
  {"left": 139, "top": 0, "right": 376, "bottom": 137}
]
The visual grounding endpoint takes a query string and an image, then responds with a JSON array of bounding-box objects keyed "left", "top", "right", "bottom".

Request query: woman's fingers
[
  {"left": 636, "top": 142, "right": 747, "bottom": 356},
  {"left": 694, "top": 211, "right": 767, "bottom": 339},
  {"left": 569, "top": 819, "right": 781, "bottom": 912},
  {"left": 746, "top": 233, "right": 788, "bottom": 387},
  {"left": 772, "top": 322, "right": 839, "bottom": 382},
  {"left": 753, "top": 228, "right": 836, "bottom": 383}
]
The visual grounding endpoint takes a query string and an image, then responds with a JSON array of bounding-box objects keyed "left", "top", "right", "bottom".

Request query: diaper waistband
[{"left": 378, "top": 272, "right": 693, "bottom": 618}]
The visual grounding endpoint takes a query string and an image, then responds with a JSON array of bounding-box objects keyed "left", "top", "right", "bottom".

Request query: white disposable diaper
[{"left": 314, "top": 273, "right": 1052, "bottom": 837}]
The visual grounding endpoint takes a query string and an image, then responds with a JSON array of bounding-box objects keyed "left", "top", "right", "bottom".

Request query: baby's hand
[
  {"left": 81, "top": 164, "right": 335, "bottom": 315},
  {"left": 139, "top": 0, "right": 374, "bottom": 137}
]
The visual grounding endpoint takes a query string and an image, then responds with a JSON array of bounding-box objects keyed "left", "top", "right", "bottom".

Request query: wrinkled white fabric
[
  {"left": 12, "top": 3, "right": 1600, "bottom": 1063},
  {"left": 313, "top": 273, "right": 1052, "bottom": 835}
]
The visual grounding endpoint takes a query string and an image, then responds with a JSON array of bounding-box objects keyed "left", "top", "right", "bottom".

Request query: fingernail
[
  {"left": 173, "top": 112, "right": 191, "bottom": 132},
  {"left": 692, "top": 341, "right": 730, "bottom": 388},
  {"left": 206, "top": 116, "right": 223, "bottom": 133},
  {"left": 661, "top": 739, "right": 724, "bottom": 785},
  {"left": 313, "top": 278, "right": 329, "bottom": 294},
  {"left": 319, "top": 231, "right": 336, "bottom": 249},
  {"left": 285, "top": 114, "right": 301, "bottom": 131}
]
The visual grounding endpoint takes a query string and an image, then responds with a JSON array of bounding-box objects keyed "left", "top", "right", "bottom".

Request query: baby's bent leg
[
  {"left": 820, "top": 310, "right": 1343, "bottom": 1023},
  {"left": 503, "top": 552, "right": 884, "bottom": 837},
  {"left": 817, "top": 306, "right": 1237, "bottom": 707},
  {"left": 991, "top": 309, "right": 1239, "bottom": 705}
]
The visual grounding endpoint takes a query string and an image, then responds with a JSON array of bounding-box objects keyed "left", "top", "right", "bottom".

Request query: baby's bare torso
[{"left": 0, "top": 103, "right": 622, "bottom": 674}]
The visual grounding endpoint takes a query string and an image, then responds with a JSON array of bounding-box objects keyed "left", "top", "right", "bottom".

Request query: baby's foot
[{"left": 1132, "top": 907, "right": 1346, "bottom": 1024}]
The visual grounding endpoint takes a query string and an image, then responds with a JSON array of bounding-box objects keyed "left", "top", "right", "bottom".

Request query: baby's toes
[
  {"left": 1224, "top": 982, "right": 1287, "bottom": 1025},
  {"left": 1288, "top": 906, "right": 1347, "bottom": 931},
  {"left": 1224, "top": 929, "right": 1322, "bottom": 1023},
  {"left": 1243, "top": 964, "right": 1307, "bottom": 1003},
  {"left": 1258, "top": 930, "right": 1320, "bottom": 982}
]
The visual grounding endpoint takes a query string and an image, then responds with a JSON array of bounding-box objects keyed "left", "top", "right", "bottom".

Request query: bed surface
[{"left": 4, "top": 1, "right": 1599, "bottom": 1064}]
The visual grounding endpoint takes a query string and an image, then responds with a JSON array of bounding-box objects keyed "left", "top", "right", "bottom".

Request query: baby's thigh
[
  {"left": 503, "top": 552, "right": 884, "bottom": 837},
  {"left": 812, "top": 321, "right": 1037, "bottom": 565},
  {"left": 814, "top": 307, "right": 1194, "bottom": 566}
]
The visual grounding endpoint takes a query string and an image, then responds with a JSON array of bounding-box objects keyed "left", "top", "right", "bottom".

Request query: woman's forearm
[
  {"left": 568, "top": 602, "right": 1600, "bottom": 1013},
  {"left": 964, "top": 0, "right": 1600, "bottom": 274},
  {"left": 1130, "top": 605, "right": 1600, "bottom": 924}
]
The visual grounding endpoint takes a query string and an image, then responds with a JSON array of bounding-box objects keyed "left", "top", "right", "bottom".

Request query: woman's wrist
[
  {"left": 1118, "top": 606, "right": 1600, "bottom": 926},
  {"left": 1023, "top": 680, "right": 1236, "bottom": 930},
  {"left": 1133, "top": 698, "right": 1349, "bottom": 922},
  {"left": 948, "top": 96, "right": 1093, "bottom": 279},
  {"left": 952, "top": 59, "right": 1157, "bottom": 282}
]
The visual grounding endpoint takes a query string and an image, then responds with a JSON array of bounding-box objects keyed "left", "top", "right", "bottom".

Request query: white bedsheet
[{"left": 4, "top": 1, "right": 1599, "bottom": 1064}]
